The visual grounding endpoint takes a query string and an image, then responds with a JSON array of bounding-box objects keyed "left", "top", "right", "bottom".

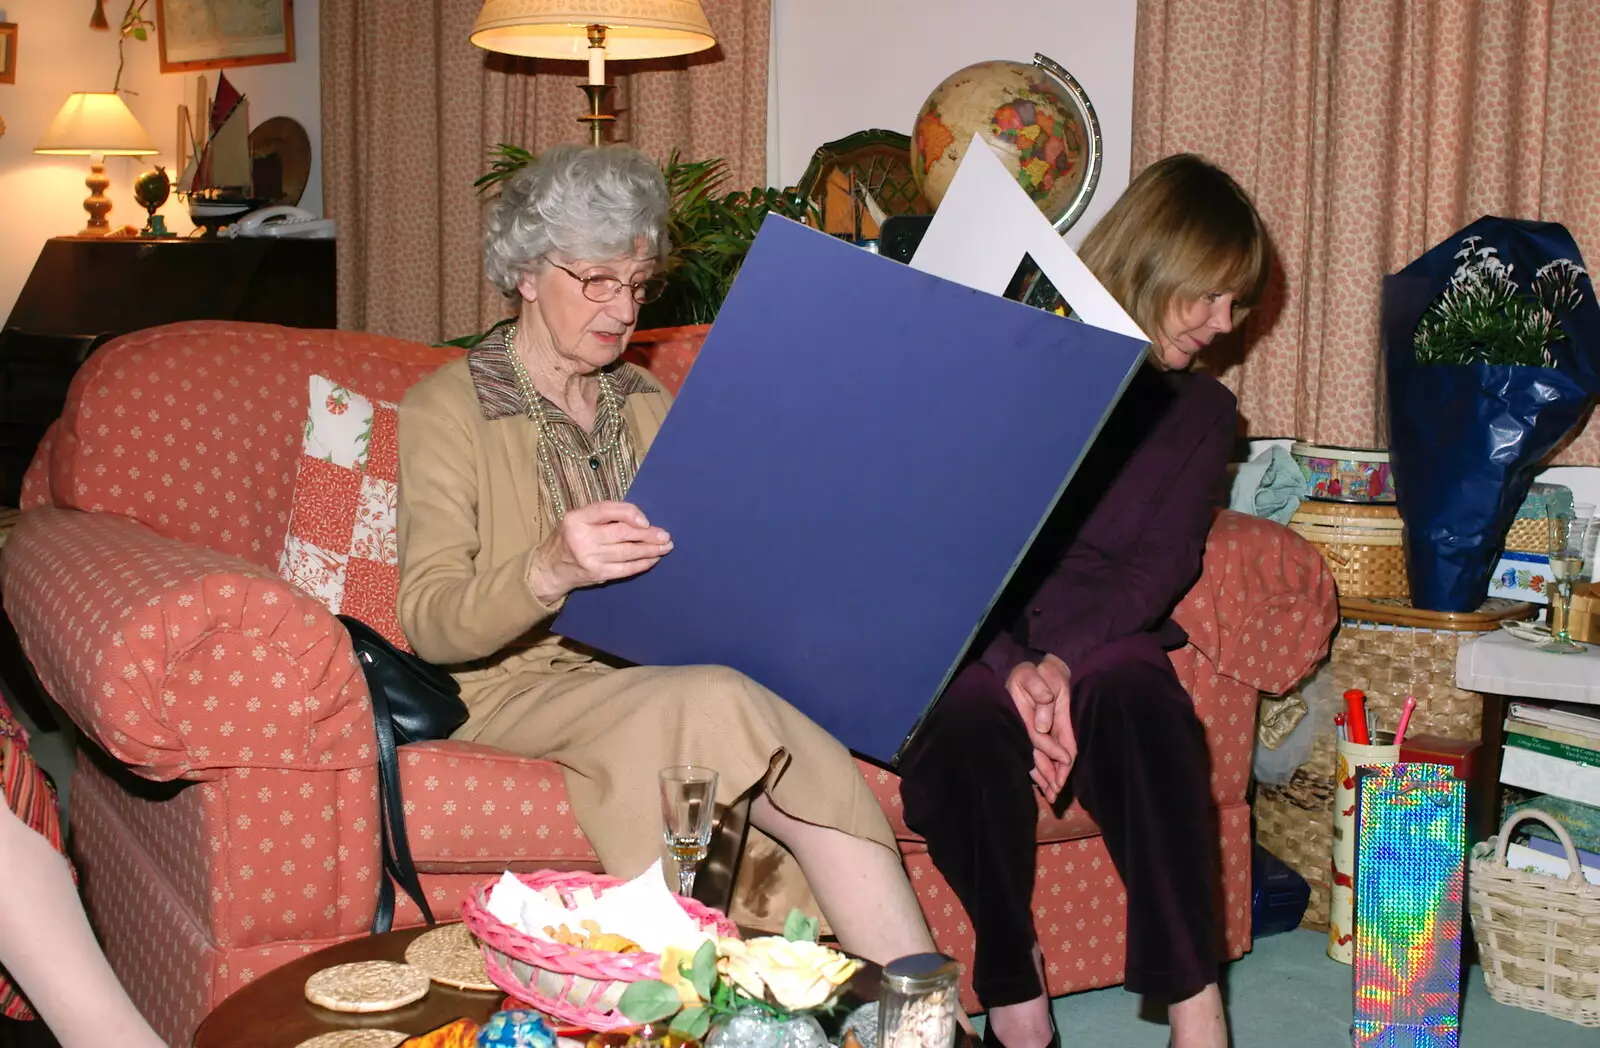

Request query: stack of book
[{"left": 1501, "top": 703, "right": 1600, "bottom": 884}]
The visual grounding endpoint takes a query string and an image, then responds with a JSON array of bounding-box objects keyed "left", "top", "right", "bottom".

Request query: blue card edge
[{"left": 886, "top": 340, "right": 1151, "bottom": 768}]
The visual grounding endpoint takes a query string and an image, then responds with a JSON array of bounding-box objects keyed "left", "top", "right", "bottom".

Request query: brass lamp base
[
  {"left": 579, "top": 84, "right": 616, "bottom": 147},
  {"left": 79, "top": 159, "right": 112, "bottom": 237}
]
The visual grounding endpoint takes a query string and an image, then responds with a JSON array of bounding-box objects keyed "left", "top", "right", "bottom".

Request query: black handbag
[{"left": 337, "top": 614, "right": 469, "bottom": 934}]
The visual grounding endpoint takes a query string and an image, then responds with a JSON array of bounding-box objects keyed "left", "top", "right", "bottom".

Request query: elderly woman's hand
[{"left": 526, "top": 500, "right": 673, "bottom": 606}]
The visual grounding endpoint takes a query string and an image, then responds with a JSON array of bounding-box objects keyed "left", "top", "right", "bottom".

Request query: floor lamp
[{"left": 470, "top": 1, "right": 717, "bottom": 146}]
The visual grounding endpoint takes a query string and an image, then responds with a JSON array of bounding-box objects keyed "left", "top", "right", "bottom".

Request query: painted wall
[
  {"left": 0, "top": 0, "right": 321, "bottom": 323},
  {"left": 769, "top": 0, "right": 1137, "bottom": 247}
]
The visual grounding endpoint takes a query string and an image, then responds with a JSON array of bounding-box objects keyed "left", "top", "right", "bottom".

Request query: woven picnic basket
[
  {"left": 1469, "top": 810, "right": 1600, "bottom": 1027},
  {"left": 1287, "top": 502, "right": 1409, "bottom": 599},
  {"left": 461, "top": 870, "right": 738, "bottom": 1032}
]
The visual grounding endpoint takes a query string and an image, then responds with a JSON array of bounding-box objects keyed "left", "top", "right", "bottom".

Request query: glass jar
[{"left": 878, "top": 953, "right": 960, "bottom": 1048}]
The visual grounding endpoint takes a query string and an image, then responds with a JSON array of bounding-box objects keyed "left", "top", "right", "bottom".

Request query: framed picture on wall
[
  {"left": 0, "top": 23, "right": 17, "bottom": 85},
  {"left": 156, "top": 0, "right": 295, "bottom": 73}
]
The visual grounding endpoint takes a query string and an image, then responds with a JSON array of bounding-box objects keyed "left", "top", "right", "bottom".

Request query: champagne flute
[
  {"left": 1540, "top": 504, "right": 1595, "bottom": 654},
  {"left": 659, "top": 765, "right": 718, "bottom": 897}
]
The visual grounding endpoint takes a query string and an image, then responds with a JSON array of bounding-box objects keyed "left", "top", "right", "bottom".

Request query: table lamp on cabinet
[
  {"left": 470, "top": 1, "right": 717, "bottom": 146},
  {"left": 34, "top": 92, "right": 158, "bottom": 236}
]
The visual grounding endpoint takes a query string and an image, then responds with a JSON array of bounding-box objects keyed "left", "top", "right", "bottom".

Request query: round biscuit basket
[
  {"left": 1469, "top": 810, "right": 1600, "bottom": 1027},
  {"left": 461, "top": 870, "right": 739, "bottom": 1031}
]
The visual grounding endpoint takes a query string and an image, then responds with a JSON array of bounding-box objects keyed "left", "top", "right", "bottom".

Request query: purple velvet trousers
[{"left": 899, "top": 636, "right": 1220, "bottom": 1007}]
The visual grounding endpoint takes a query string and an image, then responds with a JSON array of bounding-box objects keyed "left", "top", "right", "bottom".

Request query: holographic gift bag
[{"left": 1351, "top": 763, "right": 1467, "bottom": 1047}]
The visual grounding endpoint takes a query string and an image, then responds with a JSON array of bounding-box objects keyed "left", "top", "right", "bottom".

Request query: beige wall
[{"left": 0, "top": 0, "right": 321, "bottom": 322}]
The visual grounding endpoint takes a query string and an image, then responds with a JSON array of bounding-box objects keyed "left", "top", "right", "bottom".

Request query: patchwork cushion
[{"left": 278, "top": 376, "right": 407, "bottom": 649}]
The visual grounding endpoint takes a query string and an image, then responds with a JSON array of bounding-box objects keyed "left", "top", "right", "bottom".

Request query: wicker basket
[
  {"left": 1287, "top": 502, "right": 1409, "bottom": 599},
  {"left": 1252, "top": 597, "right": 1529, "bottom": 929},
  {"left": 460, "top": 870, "right": 739, "bottom": 1031},
  {"left": 1469, "top": 810, "right": 1600, "bottom": 1027}
]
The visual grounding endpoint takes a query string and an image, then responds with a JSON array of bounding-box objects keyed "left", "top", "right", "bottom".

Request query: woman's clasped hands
[
  {"left": 526, "top": 500, "right": 673, "bottom": 606},
  {"left": 1006, "top": 654, "right": 1078, "bottom": 803}
]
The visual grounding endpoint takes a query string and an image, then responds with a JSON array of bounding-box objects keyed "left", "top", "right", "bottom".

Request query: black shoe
[{"left": 980, "top": 1007, "right": 1060, "bottom": 1048}]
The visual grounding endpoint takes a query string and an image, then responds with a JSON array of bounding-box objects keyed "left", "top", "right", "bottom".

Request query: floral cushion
[{"left": 278, "top": 375, "right": 407, "bottom": 648}]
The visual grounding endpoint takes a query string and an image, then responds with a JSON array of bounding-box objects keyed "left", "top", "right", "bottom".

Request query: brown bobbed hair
[{"left": 1077, "top": 153, "right": 1269, "bottom": 346}]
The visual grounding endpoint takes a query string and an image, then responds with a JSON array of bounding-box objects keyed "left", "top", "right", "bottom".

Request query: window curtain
[
  {"left": 321, "top": 0, "right": 770, "bottom": 344},
  {"left": 1133, "top": 0, "right": 1600, "bottom": 464}
]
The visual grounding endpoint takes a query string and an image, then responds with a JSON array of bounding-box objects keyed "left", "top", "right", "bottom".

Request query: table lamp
[
  {"left": 34, "top": 92, "right": 158, "bottom": 236},
  {"left": 470, "top": 1, "right": 716, "bottom": 146}
]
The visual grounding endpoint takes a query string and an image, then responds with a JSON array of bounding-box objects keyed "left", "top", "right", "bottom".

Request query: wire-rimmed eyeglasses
[{"left": 545, "top": 258, "right": 668, "bottom": 305}]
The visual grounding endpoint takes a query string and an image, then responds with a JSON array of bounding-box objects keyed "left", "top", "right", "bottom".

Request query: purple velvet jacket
[{"left": 977, "top": 363, "right": 1237, "bottom": 682}]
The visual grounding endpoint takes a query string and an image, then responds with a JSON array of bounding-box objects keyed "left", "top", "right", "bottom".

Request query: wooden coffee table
[
  {"left": 194, "top": 925, "right": 502, "bottom": 1047},
  {"left": 194, "top": 925, "right": 904, "bottom": 1048}
]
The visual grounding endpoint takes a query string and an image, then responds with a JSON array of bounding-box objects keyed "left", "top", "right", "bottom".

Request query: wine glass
[
  {"left": 659, "top": 765, "right": 718, "bottom": 897},
  {"left": 1540, "top": 503, "right": 1595, "bottom": 654}
]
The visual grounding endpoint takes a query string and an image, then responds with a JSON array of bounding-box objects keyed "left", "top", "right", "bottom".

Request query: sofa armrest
[
  {"left": 0, "top": 508, "right": 375, "bottom": 780},
  {"left": 1173, "top": 510, "right": 1337, "bottom": 695}
]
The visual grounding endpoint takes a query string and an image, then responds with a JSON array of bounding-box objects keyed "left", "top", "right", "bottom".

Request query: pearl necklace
[{"left": 503, "top": 325, "right": 629, "bottom": 520}]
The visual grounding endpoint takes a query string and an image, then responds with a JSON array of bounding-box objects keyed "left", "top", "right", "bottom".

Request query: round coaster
[
  {"left": 304, "top": 960, "right": 430, "bottom": 1014},
  {"left": 403, "top": 922, "right": 498, "bottom": 992},
  {"left": 293, "top": 1031, "right": 408, "bottom": 1048}
]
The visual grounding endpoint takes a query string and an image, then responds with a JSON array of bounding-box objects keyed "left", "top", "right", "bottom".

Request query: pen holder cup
[{"left": 1328, "top": 731, "right": 1399, "bottom": 964}]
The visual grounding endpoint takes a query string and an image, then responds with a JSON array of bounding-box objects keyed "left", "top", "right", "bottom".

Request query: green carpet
[{"left": 1018, "top": 928, "right": 1594, "bottom": 1046}]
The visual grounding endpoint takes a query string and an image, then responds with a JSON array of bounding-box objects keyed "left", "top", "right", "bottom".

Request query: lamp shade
[
  {"left": 35, "top": 92, "right": 158, "bottom": 156},
  {"left": 470, "top": 0, "right": 716, "bottom": 59}
]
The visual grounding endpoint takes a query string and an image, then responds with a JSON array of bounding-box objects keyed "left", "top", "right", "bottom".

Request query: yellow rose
[
  {"left": 717, "top": 938, "right": 771, "bottom": 1001},
  {"left": 736, "top": 937, "right": 863, "bottom": 1012},
  {"left": 656, "top": 943, "right": 703, "bottom": 1007}
]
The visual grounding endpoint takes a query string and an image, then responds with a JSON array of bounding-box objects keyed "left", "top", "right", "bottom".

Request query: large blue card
[{"left": 555, "top": 217, "right": 1147, "bottom": 765}]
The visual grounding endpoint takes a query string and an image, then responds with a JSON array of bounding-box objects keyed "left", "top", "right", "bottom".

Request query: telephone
[{"left": 222, "top": 205, "right": 338, "bottom": 239}]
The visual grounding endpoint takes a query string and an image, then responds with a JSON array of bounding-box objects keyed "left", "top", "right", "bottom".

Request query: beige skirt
[{"left": 453, "top": 661, "right": 897, "bottom": 929}]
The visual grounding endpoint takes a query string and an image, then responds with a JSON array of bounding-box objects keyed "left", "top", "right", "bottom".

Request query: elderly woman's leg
[
  {"left": 750, "top": 796, "right": 937, "bottom": 965},
  {"left": 0, "top": 804, "right": 164, "bottom": 1048}
]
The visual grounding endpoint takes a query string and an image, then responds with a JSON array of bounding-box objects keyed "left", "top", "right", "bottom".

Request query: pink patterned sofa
[{"left": 0, "top": 322, "right": 1335, "bottom": 1042}]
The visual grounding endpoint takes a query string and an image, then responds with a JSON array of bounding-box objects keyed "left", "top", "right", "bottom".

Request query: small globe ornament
[
  {"left": 911, "top": 55, "right": 1102, "bottom": 233},
  {"left": 133, "top": 166, "right": 174, "bottom": 237},
  {"left": 134, "top": 166, "right": 171, "bottom": 215}
]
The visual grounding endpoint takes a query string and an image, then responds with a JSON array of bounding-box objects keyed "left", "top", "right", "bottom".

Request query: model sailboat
[{"left": 176, "top": 72, "right": 260, "bottom": 230}]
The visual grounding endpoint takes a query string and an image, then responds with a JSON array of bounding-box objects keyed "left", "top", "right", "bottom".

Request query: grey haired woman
[{"left": 396, "top": 144, "right": 937, "bottom": 962}]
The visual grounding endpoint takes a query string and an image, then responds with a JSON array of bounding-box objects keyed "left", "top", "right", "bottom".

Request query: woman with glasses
[{"left": 395, "top": 145, "right": 939, "bottom": 964}]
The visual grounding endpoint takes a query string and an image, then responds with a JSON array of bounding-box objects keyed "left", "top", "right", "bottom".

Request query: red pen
[
  {"left": 1334, "top": 712, "right": 1347, "bottom": 742},
  {"left": 1395, "top": 696, "right": 1418, "bottom": 746},
  {"left": 1343, "top": 689, "right": 1371, "bottom": 745}
]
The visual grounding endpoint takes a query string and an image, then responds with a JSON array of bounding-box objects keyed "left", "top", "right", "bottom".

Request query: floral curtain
[
  {"left": 321, "top": 0, "right": 769, "bottom": 344},
  {"left": 1133, "top": 0, "right": 1600, "bottom": 464}
]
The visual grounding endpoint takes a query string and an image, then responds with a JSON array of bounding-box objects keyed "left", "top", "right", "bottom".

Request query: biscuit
[
  {"left": 403, "top": 923, "right": 498, "bottom": 992},
  {"left": 293, "top": 1031, "right": 408, "bottom": 1048},
  {"left": 304, "top": 961, "right": 431, "bottom": 1013}
]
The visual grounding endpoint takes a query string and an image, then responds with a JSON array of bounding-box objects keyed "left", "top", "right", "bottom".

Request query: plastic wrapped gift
[{"left": 1352, "top": 763, "right": 1467, "bottom": 1047}]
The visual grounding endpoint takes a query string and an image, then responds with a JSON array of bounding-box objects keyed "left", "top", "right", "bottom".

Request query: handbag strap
[{"left": 365, "top": 651, "right": 437, "bottom": 933}]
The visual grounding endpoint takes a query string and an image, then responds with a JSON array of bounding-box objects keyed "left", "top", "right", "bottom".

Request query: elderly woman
[
  {"left": 899, "top": 155, "right": 1270, "bottom": 1048},
  {"left": 396, "top": 145, "right": 937, "bottom": 965}
]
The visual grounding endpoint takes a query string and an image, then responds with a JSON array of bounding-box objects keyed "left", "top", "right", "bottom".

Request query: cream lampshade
[
  {"left": 470, "top": 1, "right": 717, "bottom": 145},
  {"left": 34, "top": 92, "right": 159, "bottom": 236}
]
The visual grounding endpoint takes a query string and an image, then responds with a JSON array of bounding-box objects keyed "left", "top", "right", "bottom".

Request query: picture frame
[
  {"left": 0, "top": 23, "right": 17, "bottom": 85},
  {"left": 156, "top": 0, "right": 294, "bottom": 74}
]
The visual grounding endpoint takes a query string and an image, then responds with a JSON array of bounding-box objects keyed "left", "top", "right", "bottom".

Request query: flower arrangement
[
  {"left": 1412, "top": 235, "right": 1588, "bottom": 366},
  {"left": 618, "top": 911, "right": 862, "bottom": 1041}
]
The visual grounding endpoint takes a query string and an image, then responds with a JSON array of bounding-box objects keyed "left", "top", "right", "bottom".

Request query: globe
[{"left": 911, "top": 58, "right": 1099, "bottom": 231}]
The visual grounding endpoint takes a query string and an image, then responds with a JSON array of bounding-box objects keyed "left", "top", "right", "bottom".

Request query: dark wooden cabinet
[{"left": 0, "top": 236, "right": 336, "bottom": 506}]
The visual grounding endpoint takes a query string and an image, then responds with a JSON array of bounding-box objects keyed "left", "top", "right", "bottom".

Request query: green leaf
[
  {"left": 690, "top": 939, "right": 719, "bottom": 1001},
  {"left": 618, "top": 980, "right": 684, "bottom": 1024},
  {"left": 670, "top": 1005, "right": 712, "bottom": 1040},
  {"left": 784, "top": 908, "right": 820, "bottom": 943},
  {"left": 132, "top": 27, "right": 147, "bottom": 40}
]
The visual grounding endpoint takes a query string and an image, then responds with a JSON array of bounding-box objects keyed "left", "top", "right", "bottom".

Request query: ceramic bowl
[{"left": 1291, "top": 443, "right": 1395, "bottom": 503}]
